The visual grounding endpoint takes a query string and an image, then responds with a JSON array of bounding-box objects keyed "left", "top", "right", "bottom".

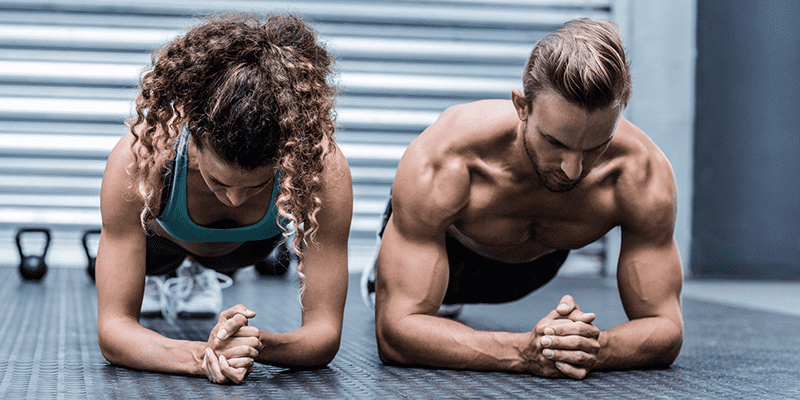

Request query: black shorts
[
  {"left": 146, "top": 233, "right": 283, "bottom": 276},
  {"left": 378, "top": 197, "right": 569, "bottom": 305}
]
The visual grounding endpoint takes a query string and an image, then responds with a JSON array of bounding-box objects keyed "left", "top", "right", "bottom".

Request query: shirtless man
[{"left": 361, "top": 18, "right": 683, "bottom": 379}]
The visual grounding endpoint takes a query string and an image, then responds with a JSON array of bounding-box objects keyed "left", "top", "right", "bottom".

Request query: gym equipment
[
  {"left": 15, "top": 228, "right": 51, "bottom": 281},
  {"left": 82, "top": 229, "right": 101, "bottom": 281},
  {"left": 254, "top": 241, "right": 290, "bottom": 276}
]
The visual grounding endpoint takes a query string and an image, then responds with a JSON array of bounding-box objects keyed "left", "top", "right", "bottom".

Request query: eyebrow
[
  {"left": 539, "top": 128, "right": 614, "bottom": 151},
  {"left": 208, "top": 175, "right": 273, "bottom": 189}
]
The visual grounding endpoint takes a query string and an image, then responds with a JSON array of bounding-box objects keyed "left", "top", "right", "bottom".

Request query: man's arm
[
  {"left": 595, "top": 147, "right": 684, "bottom": 370},
  {"left": 374, "top": 118, "right": 598, "bottom": 378}
]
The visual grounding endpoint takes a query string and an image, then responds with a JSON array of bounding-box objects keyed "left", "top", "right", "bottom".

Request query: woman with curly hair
[{"left": 96, "top": 12, "right": 352, "bottom": 384}]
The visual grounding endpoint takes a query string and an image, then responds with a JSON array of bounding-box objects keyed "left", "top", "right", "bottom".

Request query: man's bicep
[
  {"left": 376, "top": 214, "right": 451, "bottom": 317},
  {"left": 616, "top": 226, "right": 683, "bottom": 324}
]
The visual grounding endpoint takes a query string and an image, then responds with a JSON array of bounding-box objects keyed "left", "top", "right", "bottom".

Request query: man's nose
[{"left": 561, "top": 151, "right": 583, "bottom": 180}]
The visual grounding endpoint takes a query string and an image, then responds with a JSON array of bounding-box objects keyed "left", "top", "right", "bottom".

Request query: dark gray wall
[{"left": 693, "top": 0, "right": 800, "bottom": 278}]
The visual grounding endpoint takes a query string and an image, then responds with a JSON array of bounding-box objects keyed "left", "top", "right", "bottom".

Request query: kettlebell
[
  {"left": 82, "top": 229, "right": 101, "bottom": 282},
  {"left": 254, "top": 241, "right": 290, "bottom": 277},
  {"left": 15, "top": 228, "right": 51, "bottom": 281}
]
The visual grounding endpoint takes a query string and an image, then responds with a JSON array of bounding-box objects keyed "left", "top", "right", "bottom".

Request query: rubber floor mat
[{"left": 0, "top": 267, "right": 797, "bottom": 399}]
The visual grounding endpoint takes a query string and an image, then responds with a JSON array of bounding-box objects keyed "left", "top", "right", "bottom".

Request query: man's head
[
  {"left": 513, "top": 18, "right": 630, "bottom": 192},
  {"left": 522, "top": 18, "right": 631, "bottom": 114}
]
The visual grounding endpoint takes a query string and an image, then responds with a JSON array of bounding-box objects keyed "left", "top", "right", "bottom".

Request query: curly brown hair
[{"left": 127, "top": 12, "right": 337, "bottom": 272}]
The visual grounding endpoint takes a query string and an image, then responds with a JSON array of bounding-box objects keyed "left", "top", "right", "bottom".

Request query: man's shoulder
[
  {"left": 393, "top": 143, "right": 471, "bottom": 230},
  {"left": 609, "top": 119, "right": 677, "bottom": 232},
  {"left": 435, "top": 99, "right": 517, "bottom": 127}
]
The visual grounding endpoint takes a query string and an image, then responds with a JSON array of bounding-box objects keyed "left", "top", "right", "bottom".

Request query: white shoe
[
  {"left": 164, "top": 261, "right": 233, "bottom": 320},
  {"left": 141, "top": 275, "right": 167, "bottom": 318}
]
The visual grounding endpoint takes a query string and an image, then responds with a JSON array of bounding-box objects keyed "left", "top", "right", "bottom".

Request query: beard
[{"left": 522, "top": 122, "right": 581, "bottom": 193}]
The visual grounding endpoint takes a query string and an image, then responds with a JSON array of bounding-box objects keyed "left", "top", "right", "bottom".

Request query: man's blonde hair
[{"left": 523, "top": 18, "right": 632, "bottom": 112}]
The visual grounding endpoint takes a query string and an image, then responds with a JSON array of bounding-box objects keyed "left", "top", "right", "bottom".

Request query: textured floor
[{"left": 0, "top": 266, "right": 798, "bottom": 399}]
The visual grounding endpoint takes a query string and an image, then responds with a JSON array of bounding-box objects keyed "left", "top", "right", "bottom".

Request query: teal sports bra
[{"left": 155, "top": 128, "right": 285, "bottom": 242}]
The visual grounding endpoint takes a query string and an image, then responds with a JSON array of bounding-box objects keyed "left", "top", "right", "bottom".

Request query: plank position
[
  {"left": 97, "top": 13, "right": 352, "bottom": 384},
  {"left": 362, "top": 18, "right": 683, "bottom": 379}
]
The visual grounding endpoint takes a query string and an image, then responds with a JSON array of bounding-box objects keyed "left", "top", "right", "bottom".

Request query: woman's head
[
  {"left": 140, "top": 12, "right": 335, "bottom": 169},
  {"left": 129, "top": 12, "right": 337, "bottom": 270}
]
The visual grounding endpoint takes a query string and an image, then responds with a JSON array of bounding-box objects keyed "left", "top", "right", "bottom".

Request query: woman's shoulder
[{"left": 319, "top": 141, "right": 353, "bottom": 196}]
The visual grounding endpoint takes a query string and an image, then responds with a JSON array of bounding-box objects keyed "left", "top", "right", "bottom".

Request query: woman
[{"left": 96, "top": 12, "right": 352, "bottom": 384}]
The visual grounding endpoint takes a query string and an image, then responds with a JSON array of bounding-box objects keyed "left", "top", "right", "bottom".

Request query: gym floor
[{"left": 1, "top": 263, "right": 798, "bottom": 399}]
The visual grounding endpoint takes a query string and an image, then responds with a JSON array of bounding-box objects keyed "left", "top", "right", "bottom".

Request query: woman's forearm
[
  {"left": 98, "top": 315, "right": 205, "bottom": 375},
  {"left": 256, "top": 322, "right": 341, "bottom": 368}
]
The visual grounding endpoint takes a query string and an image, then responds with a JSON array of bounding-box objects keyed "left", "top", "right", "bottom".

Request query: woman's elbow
[{"left": 97, "top": 326, "right": 124, "bottom": 366}]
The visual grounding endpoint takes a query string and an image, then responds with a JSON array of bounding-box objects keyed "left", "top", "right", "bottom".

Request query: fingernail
[
  {"left": 558, "top": 303, "right": 568, "bottom": 310},
  {"left": 544, "top": 327, "right": 555, "bottom": 335},
  {"left": 555, "top": 361, "right": 565, "bottom": 369},
  {"left": 205, "top": 348, "right": 212, "bottom": 359},
  {"left": 217, "top": 329, "right": 227, "bottom": 340},
  {"left": 543, "top": 349, "right": 554, "bottom": 358},
  {"left": 245, "top": 308, "right": 253, "bottom": 314},
  {"left": 541, "top": 337, "right": 552, "bottom": 347}
]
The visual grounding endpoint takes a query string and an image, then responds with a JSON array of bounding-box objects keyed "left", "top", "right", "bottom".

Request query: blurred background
[{"left": 0, "top": 0, "right": 797, "bottom": 282}]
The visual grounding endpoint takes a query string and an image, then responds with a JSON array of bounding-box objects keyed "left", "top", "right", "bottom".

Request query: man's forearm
[
  {"left": 377, "top": 313, "right": 531, "bottom": 372},
  {"left": 595, "top": 316, "right": 683, "bottom": 370}
]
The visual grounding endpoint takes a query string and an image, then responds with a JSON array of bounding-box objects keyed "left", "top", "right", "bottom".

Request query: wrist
[
  {"left": 498, "top": 331, "right": 533, "bottom": 373},
  {"left": 189, "top": 341, "right": 208, "bottom": 375}
]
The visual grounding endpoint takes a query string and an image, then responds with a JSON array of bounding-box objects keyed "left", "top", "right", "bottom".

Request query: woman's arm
[
  {"left": 253, "top": 144, "right": 352, "bottom": 367},
  {"left": 96, "top": 132, "right": 259, "bottom": 383}
]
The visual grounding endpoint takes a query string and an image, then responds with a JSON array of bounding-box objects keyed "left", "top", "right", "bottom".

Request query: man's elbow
[
  {"left": 375, "top": 316, "right": 414, "bottom": 366},
  {"left": 650, "top": 322, "right": 683, "bottom": 368}
]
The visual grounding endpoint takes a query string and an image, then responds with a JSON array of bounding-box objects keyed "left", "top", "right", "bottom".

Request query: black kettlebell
[
  {"left": 15, "top": 228, "right": 51, "bottom": 281},
  {"left": 254, "top": 241, "right": 290, "bottom": 277},
  {"left": 82, "top": 229, "right": 101, "bottom": 282}
]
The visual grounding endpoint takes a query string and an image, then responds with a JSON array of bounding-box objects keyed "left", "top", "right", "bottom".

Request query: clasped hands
[
  {"left": 201, "top": 304, "right": 262, "bottom": 384},
  {"left": 525, "top": 295, "right": 600, "bottom": 380}
]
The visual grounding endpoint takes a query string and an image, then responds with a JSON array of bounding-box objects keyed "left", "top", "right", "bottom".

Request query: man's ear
[{"left": 510, "top": 88, "right": 529, "bottom": 122}]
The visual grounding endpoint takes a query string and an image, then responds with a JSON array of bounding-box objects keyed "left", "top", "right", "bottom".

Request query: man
[{"left": 361, "top": 18, "right": 683, "bottom": 380}]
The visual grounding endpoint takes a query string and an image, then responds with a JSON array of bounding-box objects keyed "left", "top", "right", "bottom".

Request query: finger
[
  {"left": 231, "top": 326, "right": 261, "bottom": 338},
  {"left": 557, "top": 296, "right": 595, "bottom": 323},
  {"left": 219, "top": 355, "right": 247, "bottom": 384},
  {"left": 204, "top": 348, "right": 228, "bottom": 384},
  {"left": 216, "top": 313, "right": 252, "bottom": 340},
  {"left": 544, "top": 334, "right": 600, "bottom": 355},
  {"left": 218, "top": 304, "right": 256, "bottom": 323},
  {"left": 225, "top": 357, "right": 254, "bottom": 369},
  {"left": 568, "top": 310, "right": 596, "bottom": 324},
  {"left": 216, "top": 336, "right": 262, "bottom": 357},
  {"left": 555, "top": 295, "right": 577, "bottom": 316},
  {"left": 542, "top": 320, "right": 599, "bottom": 338},
  {"left": 221, "top": 344, "right": 261, "bottom": 359},
  {"left": 554, "top": 361, "right": 589, "bottom": 380}
]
